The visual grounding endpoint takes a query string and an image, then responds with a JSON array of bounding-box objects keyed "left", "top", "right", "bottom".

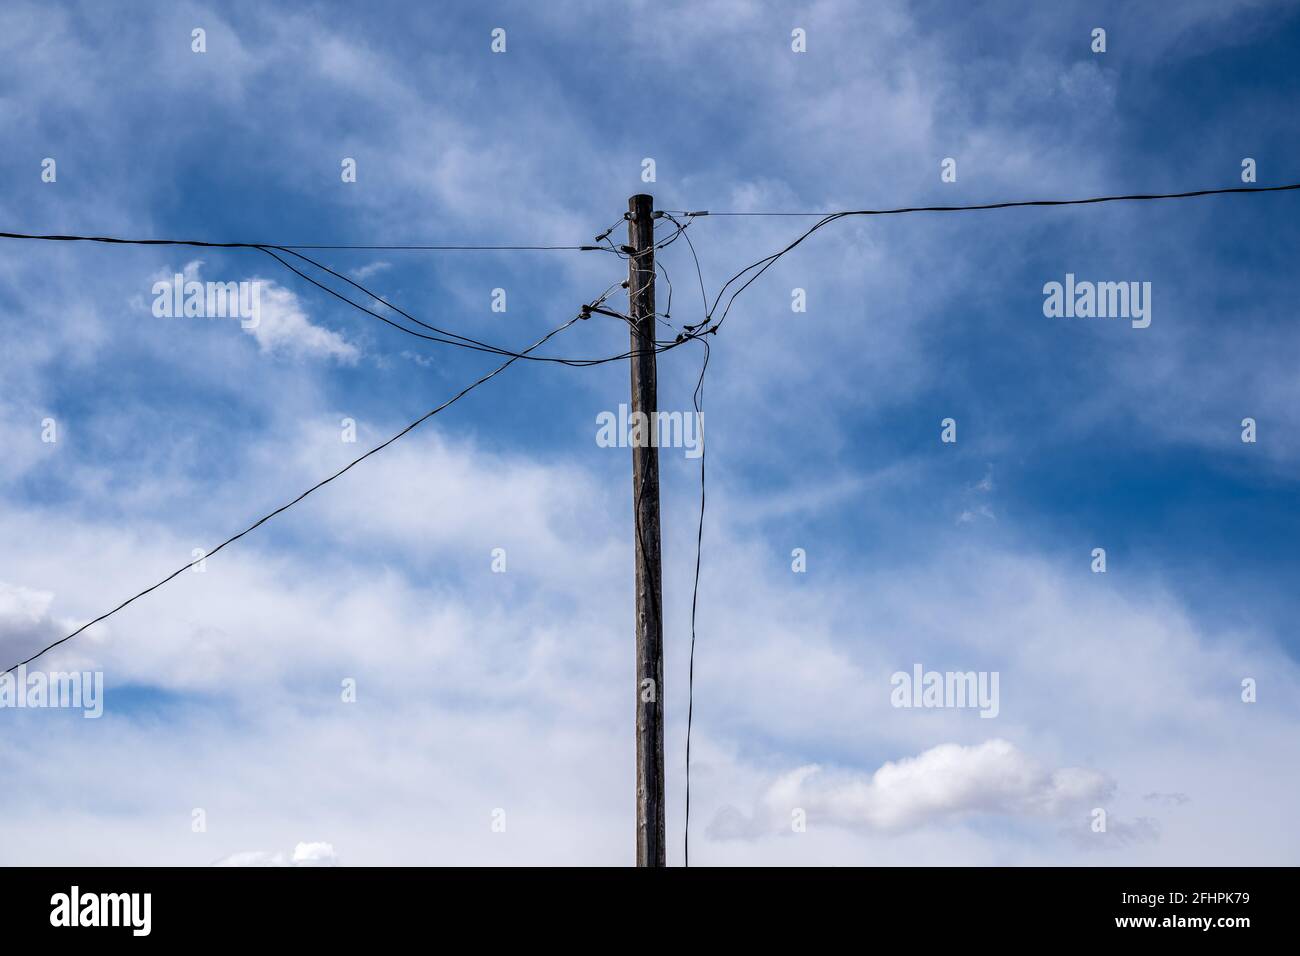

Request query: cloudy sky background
[{"left": 1, "top": 0, "right": 1299, "bottom": 865}]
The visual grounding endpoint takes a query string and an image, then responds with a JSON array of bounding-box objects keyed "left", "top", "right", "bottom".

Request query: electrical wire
[
  {"left": 1, "top": 314, "right": 586, "bottom": 677},
  {"left": 675, "top": 181, "right": 1300, "bottom": 334},
  {"left": 660, "top": 213, "right": 709, "bottom": 335},
  {"left": 0, "top": 231, "right": 603, "bottom": 251},
  {"left": 284, "top": 244, "right": 597, "bottom": 251},
  {"left": 261, "top": 245, "right": 661, "bottom": 367},
  {"left": 661, "top": 182, "right": 1300, "bottom": 217},
  {"left": 683, "top": 335, "right": 709, "bottom": 867},
  {"left": 656, "top": 211, "right": 714, "bottom": 867},
  {"left": 9, "top": 179, "right": 1300, "bottom": 860},
  {"left": 0, "top": 229, "right": 679, "bottom": 367},
  {"left": 0, "top": 209, "right": 701, "bottom": 677},
  {"left": 665, "top": 179, "right": 1300, "bottom": 863}
]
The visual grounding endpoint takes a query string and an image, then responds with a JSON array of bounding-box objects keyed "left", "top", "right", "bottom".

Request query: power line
[
  {"left": 657, "top": 210, "right": 714, "bottom": 867},
  {"left": 683, "top": 336, "right": 709, "bottom": 868},
  {"left": 9, "top": 178, "right": 1297, "bottom": 861},
  {"left": 284, "top": 244, "right": 598, "bottom": 251},
  {"left": 658, "top": 180, "right": 1300, "bottom": 865},
  {"left": 259, "top": 245, "right": 653, "bottom": 367},
  {"left": 0, "top": 214, "right": 708, "bottom": 682},
  {"left": 691, "top": 181, "right": 1300, "bottom": 334},
  {"left": 272, "top": 245, "right": 687, "bottom": 365},
  {"left": 0, "top": 228, "right": 681, "bottom": 367},
  {"left": 0, "top": 314, "right": 586, "bottom": 677},
  {"left": 663, "top": 181, "right": 1300, "bottom": 218},
  {"left": 0, "top": 231, "right": 603, "bottom": 251}
]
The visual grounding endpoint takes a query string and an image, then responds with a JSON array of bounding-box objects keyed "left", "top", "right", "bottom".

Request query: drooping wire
[
  {"left": 261, "top": 245, "right": 661, "bottom": 367},
  {"left": 621, "top": 213, "right": 706, "bottom": 861},
  {"left": 656, "top": 212, "right": 714, "bottom": 867},
  {"left": 662, "top": 179, "right": 1300, "bottom": 862},
  {"left": 674, "top": 181, "right": 1300, "bottom": 334},
  {"left": 660, "top": 213, "right": 709, "bottom": 336},
  {"left": 0, "top": 214, "right": 698, "bottom": 674},
  {"left": 282, "top": 244, "right": 597, "bottom": 251},
  {"left": 654, "top": 258, "right": 679, "bottom": 333},
  {"left": 0, "top": 229, "right": 681, "bottom": 367},
  {"left": 269, "top": 245, "right": 685, "bottom": 363},
  {"left": 683, "top": 335, "right": 709, "bottom": 867}
]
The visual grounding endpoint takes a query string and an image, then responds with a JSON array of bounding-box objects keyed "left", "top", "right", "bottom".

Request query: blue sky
[{"left": 1, "top": 0, "right": 1299, "bottom": 865}]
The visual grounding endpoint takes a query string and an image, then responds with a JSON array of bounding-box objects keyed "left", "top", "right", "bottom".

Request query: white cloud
[
  {"left": 349, "top": 261, "right": 391, "bottom": 281},
  {"left": 711, "top": 739, "right": 1110, "bottom": 838},
  {"left": 146, "top": 260, "right": 358, "bottom": 363},
  {"left": 215, "top": 841, "right": 338, "bottom": 867},
  {"left": 2, "top": 481, "right": 1298, "bottom": 864},
  {"left": 244, "top": 280, "right": 359, "bottom": 363},
  {"left": 0, "top": 581, "right": 93, "bottom": 668},
  {"left": 0, "top": 581, "right": 57, "bottom": 651}
]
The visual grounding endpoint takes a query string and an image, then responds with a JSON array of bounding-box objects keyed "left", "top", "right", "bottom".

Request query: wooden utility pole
[{"left": 627, "top": 193, "right": 666, "bottom": 867}]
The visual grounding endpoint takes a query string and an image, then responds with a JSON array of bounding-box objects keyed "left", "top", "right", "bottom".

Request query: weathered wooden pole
[{"left": 627, "top": 193, "right": 666, "bottom": 867}]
